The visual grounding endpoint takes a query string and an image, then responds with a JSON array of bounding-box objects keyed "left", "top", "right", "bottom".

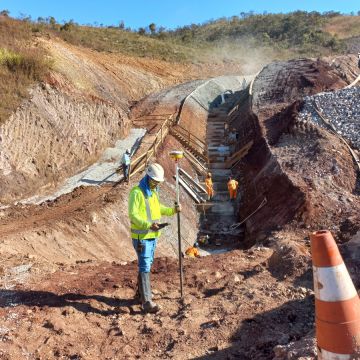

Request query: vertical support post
[{"left": 175, "top": 160, "right": 184, "bottom": 299}]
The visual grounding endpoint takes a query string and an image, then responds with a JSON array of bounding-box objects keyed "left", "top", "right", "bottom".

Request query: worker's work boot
[
  {"left": 140, "top": 272, "right": 160, "bottom": 314},
  {"left": 135, "top": 273, "right": 143, "bottom": 303}
]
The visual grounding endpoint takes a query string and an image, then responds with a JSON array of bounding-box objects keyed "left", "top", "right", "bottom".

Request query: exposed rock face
[
  {"left": 324, "top": 54, "right": 360, "bottom": 84},
  {"left": 0, "top": 85, "right": 129, "bottom": 203},
  {"left": 252, "top": 58, "right": 347, "bottom": 110}
]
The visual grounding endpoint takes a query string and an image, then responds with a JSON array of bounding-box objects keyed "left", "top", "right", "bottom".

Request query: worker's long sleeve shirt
[{"left": 122, "top": 153, "right": 131, "bottom": 166}]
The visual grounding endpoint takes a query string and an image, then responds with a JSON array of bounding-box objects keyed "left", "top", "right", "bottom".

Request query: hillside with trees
[
  {"left": 0, "top": 10, "right": 359, "bottom": 122},
  {"left": 41, "top": 11, "right": 360, "bottom": 58}
]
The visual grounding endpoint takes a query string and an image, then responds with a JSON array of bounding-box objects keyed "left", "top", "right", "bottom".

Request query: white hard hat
[
  {"left": 126, "top": 148, "right": 130, "bottom": 154},
  {"left": 146, "top": 163, "right": 164, "bottom": 182}
]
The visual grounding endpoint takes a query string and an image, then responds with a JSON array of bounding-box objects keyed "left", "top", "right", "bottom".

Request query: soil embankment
[{"left": 230, "top": 57, "right": 360, "bottom": 244}]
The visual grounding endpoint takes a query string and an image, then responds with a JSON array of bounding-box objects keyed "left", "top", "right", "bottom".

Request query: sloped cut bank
[
  {"left": 230, "top": 58, "right": 359, "bottom": 245},
  {"left": 230, "top": 94, "right": 306, "bottom": 246},
  {"left": 0, "top": 84, "right": 129, "bottom": 204}
]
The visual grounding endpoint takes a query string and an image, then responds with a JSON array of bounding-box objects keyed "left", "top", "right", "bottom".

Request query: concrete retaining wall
[{"left": 177, "top": 75, "right": 254, "bottom": 141}]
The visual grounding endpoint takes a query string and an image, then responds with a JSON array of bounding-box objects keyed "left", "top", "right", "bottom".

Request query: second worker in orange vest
[
  {"left": 205, "top": 173, "right": 214, "bottom": 201},
  {"left": 227, "top": 176, "right": 239, "bottom": 200},
  {"left": 185, "top": 242, "right": 201, "bottom": 258}
]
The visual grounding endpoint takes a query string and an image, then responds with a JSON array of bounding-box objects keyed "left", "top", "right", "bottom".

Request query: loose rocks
[{"left": 298, "top": 87, "right": 360, "bottom": 149}]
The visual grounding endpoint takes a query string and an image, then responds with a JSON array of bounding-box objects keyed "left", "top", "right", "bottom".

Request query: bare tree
[
  {"left": 49, "top": 16, "right": 56, "bottom": 27},
  {"left": 149, "top": 23, "right": 156, "bottom": 34},
  {"left": 0, "top": 9, "right": 10, "bottom": 17},
  {"left": 138, "top": 27, "right": 146, "bottom": 35}
]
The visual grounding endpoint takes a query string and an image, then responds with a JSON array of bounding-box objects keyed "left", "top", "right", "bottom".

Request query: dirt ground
[
  {"left": 0, "top": 243, "right": 316, "bottom": 360},
  {"left": 1, "top": 46, "right": 360, "bottom": 359}
]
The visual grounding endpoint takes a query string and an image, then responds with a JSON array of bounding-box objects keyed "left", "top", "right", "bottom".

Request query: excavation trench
[
  {"left": 193, "top": 90, "right": 273, "bottom": 253},
  {"left": 176, "top": 57, "right": 360, "bottom": 253},
  {"left": 173, "top": 80, "right": 255, "bottom": 254},
  {"left": 196, "top": 99, "right": 248, "bottom": 254},
  {"left": 172, "top": 79, "right": 278, "bottom": 254}
]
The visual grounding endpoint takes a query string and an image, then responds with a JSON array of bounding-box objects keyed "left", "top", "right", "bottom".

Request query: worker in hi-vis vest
[
  {"left": 128, "top": 163, "right": 181, "bottom": 313},
  {"left": 205, "top": 172, "right": 214, "bottom": 201},
  {"left": 185, "top": 242, "right": 201, "bottom": 258},
  {"left": 227, "top": 176, "right": 239, "bottom": 200}
]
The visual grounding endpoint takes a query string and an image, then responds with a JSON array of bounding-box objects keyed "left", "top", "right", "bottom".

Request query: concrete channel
[{"left": 172, "top": 75, "right": 256, "bottom": 256}]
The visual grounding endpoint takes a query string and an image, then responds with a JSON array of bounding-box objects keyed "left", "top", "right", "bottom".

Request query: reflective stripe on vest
[
  {"left": 131, "top": 228, "right": 150, "bottom": 234},
  {"left": 131, "top": 188, "right": 160, "bottom": 235}
]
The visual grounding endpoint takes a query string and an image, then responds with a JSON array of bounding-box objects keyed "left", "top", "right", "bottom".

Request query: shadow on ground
[{"left": 0, "top": 290, "right": 139, "bottom": 316}]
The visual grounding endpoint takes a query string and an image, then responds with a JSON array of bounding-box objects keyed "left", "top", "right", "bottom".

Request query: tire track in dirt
[{"left": 0, "top": 185, "right": 112, "bottom": 237}]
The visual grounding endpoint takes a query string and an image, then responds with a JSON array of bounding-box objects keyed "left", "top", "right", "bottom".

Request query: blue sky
[{"left": 1, "top": 0, "right": 359, "bottom": 29}]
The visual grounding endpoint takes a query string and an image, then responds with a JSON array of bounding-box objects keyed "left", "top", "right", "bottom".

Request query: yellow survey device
[{"left": 169, "top": 150, "right": 184, "bottom": 160}]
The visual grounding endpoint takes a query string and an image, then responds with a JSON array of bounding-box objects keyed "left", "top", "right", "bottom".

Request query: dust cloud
[{"left": 201, "top": 37, "right": 288, "bottom": 75}]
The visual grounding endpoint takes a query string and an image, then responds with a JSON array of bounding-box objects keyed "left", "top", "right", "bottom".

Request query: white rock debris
[{"left": 298, "top": 87, "right": 360, "bottom": 149}]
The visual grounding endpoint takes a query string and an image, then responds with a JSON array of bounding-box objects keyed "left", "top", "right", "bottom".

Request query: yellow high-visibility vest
[{"left": 128, "top": 186, "right": 175, "bottom": 240}]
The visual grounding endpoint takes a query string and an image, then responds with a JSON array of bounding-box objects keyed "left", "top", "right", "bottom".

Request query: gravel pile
[{"left": 298, "top": 87, "right": 360, "bottom": 149}]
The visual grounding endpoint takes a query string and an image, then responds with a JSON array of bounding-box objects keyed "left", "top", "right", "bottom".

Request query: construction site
[{"left": 1, "top": 9, "right": 360, "bottom": 359}]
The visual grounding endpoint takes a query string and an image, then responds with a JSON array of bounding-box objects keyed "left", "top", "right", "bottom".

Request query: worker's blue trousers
[{"left": 132, "top": 238, "right": 158, "bottom": 273}]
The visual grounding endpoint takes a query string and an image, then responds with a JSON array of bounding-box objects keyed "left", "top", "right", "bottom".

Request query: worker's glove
[
  {"left": 150, "top": 223, "right": 160, "bottom": 231},
  {"left": 175, "top": 204, "right": 182, "bottom": 213}
]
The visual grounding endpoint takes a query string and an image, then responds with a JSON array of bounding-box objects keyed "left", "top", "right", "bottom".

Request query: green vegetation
[
  {"left": 0, "top": 48, "right": 22, "bottom": 68},
  {"left": 49, "top": 10, "right": 356, "bottom": 60},
  {"left": 0, "top": 9, "right": 359, "bottom": 123},
  {"left": 16, "top": 10, "right": 355, "bottom": 64},
  {"left": 166, "top": 11, "right": 347, "bottom": 55},
  {"left": 54, "top": 24, "right": 199, "bottom": 62},
  {"left": 0, "top": 48, "right": 47, "bottom": 76},
  {"left": 44, "top": 11, "right": 350, "bottom": 62},
  {"left": 0, "top": 15, "right": 49, "bottom": 123}
]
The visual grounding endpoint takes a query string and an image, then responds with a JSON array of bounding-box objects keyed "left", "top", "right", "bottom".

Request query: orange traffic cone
[{"left": 310, "top": 230, "right": 360, "bottom": 359}]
